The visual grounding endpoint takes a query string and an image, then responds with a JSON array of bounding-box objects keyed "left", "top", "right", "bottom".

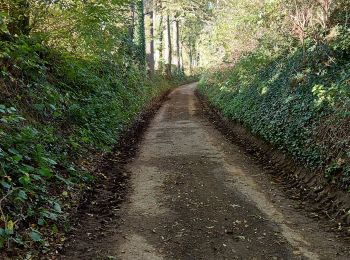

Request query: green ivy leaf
[
  {"left": 19, "top": 175, "right": 31, "bottom": 186},
  {"left": 0, "top": 181, "right": 11, "bottom": 189},
  {"left": 30, "top": 230, "right": 42, "bottom": 242},
  {"left": 17, "top": 190, "right": 28, "bottom": 201},
  {"left": 42, "top": 157, "right": 57, "bottom": 166},
  {"left": 38, "top": 218, "right": 45, "bottom": 226},
  {"left": 53, "top": 202, "right": 62, "bottom": 213},
  {"left": 0, "top": 105, "right": 5, "bottom": 113},
  {"left": 6, "top": 107, "right": 17, "bottom": 114},
  {"left": 42, "top": 210, "right": 58, "bottom": 221},
  {"left": 8, "top": 148, "right": 20, "bottom": 155},
  {"left": 12, "top": 154, "right": 23, "bottom": 163},
  {"left": 38, "top": 167, "right": 53, "bottom": 178}
]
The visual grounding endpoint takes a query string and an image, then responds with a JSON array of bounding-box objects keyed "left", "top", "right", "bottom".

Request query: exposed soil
[
  {"left": 195, "top": 89, "right": 350, "bottom": 232},
  {"left": 55, "top": 90, "right": 171, "bottom": 259},
  {"left": 58, "top": 83, "right": 350, "bottom": 259}
]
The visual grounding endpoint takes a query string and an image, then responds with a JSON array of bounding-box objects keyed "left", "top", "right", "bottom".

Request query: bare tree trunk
[
  {"left": 148, "top": 9, "right": 155, "bottom": 75},
  {"left": 156, "top": 0, "right": 164, "bottom": 73},
  {"left": 175, "top": 20, "right": 181, "bottom": 71},
  {"left": 189, "top": 45, "right": 193, "bottom": 75},
  {"left": 197, "top": 52, "right": 200, "bottom": 68},
  {"left": 189, "top": 40, "right": 197, "bottom": 74},
  {"left": 144, "top": 0, "right": 155, "bottom": 75},
  {"left": 166, "top": 13, "right": 172, "bottom": 78},
  {"left": 158, "top": 15, "right": 164, "bottom": 72},
  {"left": 180, "top": 37, "right": 184, "bottom": 73},
  {"left": 137, "top": 0, "right": 146, "bottom": 70}
]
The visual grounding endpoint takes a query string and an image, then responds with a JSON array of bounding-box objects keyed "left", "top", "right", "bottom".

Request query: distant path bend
[{"left": 113, "top": 83, "right": 350, "bottom": 260}]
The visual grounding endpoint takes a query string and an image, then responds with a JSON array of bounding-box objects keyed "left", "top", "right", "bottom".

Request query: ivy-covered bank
[
  {"left": 0, "top": 37, "right": 183, "bottom": 256},
  {"left": 199, "top": 31, "right": 350, "bottom": 190}
]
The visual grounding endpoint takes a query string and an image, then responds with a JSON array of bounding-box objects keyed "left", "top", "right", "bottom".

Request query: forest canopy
[{"left": 3, "top": 0, "right": 347, "bottom": 71}]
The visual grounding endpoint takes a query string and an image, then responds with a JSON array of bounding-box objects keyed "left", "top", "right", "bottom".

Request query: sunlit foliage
[
  {"left": 0, "top": 0, "right": 187, "bottom": 257},
  {"left": 199, "top": 0, "right": 350, "bottom": 190}
]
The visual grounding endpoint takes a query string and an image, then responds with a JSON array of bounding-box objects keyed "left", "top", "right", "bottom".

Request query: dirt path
[{"left": 75, "top": 83, "right": 350, "bottom": 259}]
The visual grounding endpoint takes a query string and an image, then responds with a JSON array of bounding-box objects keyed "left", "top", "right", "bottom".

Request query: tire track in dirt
[
  {"left": 106, "top": 83, "right": 350, "bottom": 259},
  {"left": 61, "top": 83, "right": 350, "bottom": 259}
]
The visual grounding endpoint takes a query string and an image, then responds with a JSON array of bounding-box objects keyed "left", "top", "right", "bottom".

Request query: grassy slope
[
  {"left": 199, "top": 36, "right": 350, "bottom": 191},
  {"left": 0, "top": 37, "right": 181, "bottom": 256}
]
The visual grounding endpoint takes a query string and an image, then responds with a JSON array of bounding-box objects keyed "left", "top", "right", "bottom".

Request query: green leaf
[
  {"left": 51, "top": 224, "right": 58, "bottom": 234},
  {"left": 7, "top": 107, "right": 17, "bottom": 113},
  {"left": 42, "top": 210, "right": 58, "bottom": 221},
  {"left": 53, "top": 202, "right": 62, "bottom": 213},
  {"left": 42, "top": 157, "right": 57, "bottom": 166},
  {"left": 13, "top": 236, "right": 24, "bottom": 245},
  {"left": 38, "top": 218, "right": 45, "bottom": 226},
  {"left": 1, "top": 181, "right": 11, "bottom": 189},
  {"left": 12, "top": 154, "right": 23, "bottom": 163},
  {"left": 32, "top": 174, "right": 43, "bottom": 181},
  {"left": 17, "top": 190, "right": 28, "bottom": 201},
  {"left": 38, "top": 167, "right": 53, "bottom": 178},
  {"left": 5, "top": 220, "right": 14, "bottom": 235},
  {"left": 30, "top": 230, "right": 42, "bottom": 242},
  {"left": 49, "top": 104, "right": 57, "bottom": 111},
  {"left": 8, "top": 148, "right": 20, "bottom": 155},
  {"left": 19, "top": 175, "right": 31, "bottom": 186}
]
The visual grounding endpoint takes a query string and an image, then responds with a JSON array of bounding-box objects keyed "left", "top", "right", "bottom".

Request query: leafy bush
[
  {"left": 0, "top": 37, "right": 176, "bottom": 256},
  {"left": 199, "top": 29, "right": 350, "bottom": 189}
]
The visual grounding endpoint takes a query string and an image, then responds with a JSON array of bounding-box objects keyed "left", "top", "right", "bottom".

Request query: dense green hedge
[
  {"left": 199, "top": 30, "right": 350, "bottom": 190},
  {"left": 0, "top": 37, "right": 178, "bottom": 255}
]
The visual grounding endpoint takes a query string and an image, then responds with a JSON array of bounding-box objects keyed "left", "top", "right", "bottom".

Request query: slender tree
[
  {"left": 137, "top": 0, "right": 147, "bottom": 70},
  {"left": 146, "top": 0, "right": 155, "bottom": 75},
  {"left": 166, "top": 12, "right": 172, "bottom": 78},
  {"left": 157, "top": 0, "right": 164, "bottom": 72},
  {"left": 175, "top": 19, "right": 181, "bottom": 71}
]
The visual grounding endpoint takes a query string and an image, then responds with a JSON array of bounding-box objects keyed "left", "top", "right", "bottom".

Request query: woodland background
[{"left": 0, "top": 0, "right": 349, "bottom": 258}]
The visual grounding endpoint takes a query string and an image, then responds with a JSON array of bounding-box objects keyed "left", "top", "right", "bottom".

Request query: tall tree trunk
[
  {"left": 157, "top": 1, "right": 164, "bottom": 73},
  {"left": 189, "top": 44, "right": 193, "bottom": 74},
  {"left": 180, "top": 36, "right": 184, "bottom": 73},
  {"left": 137, "top": 0, "right": 146, "bottom": 71},
  {"left": 147, "top": 9, "right": 155, "bottom": 75},
  {"left": 197, "top": 52, "right": 200, "bottom": 68},
  {"left": 166, "top": 13, "right": 172, "bottom": 78},
  {"left": 8, "top": 0, "right": 30, "bottom": 36},
  {"left": 175, "top": 20, "right": 181, "bottom": 71}
]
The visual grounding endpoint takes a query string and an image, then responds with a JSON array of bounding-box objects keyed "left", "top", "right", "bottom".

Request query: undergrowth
[
  {"left": 199, "top": 27, "right": 350, "bottom": 190},
  {"left": 0, "top": 36, "right": 183, "bottom": 257}
]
